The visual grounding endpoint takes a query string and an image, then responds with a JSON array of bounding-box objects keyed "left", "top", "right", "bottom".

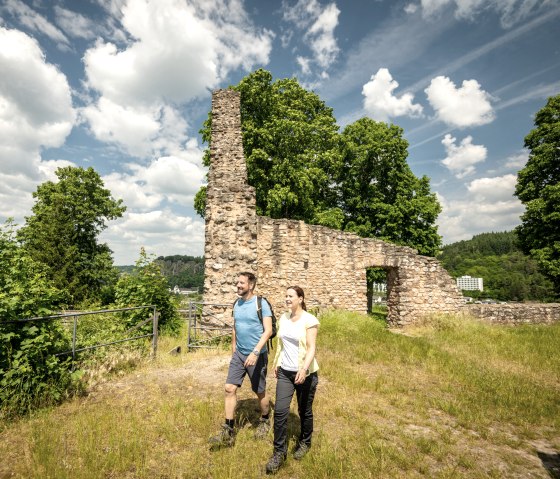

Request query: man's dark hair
[{"left": 239, "top": 271, "right": 257, "bottom": 289}]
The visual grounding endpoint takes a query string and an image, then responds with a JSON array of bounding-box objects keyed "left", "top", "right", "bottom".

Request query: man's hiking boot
[
  {"left": 293, "top": 442, "right": 310, "bottom": 460},
  {"left": 265, "top": 451, "right": 286, "bottom": 474},
  {"left": 209, "top": 424, "right": 235, "bottom": 448},
  {"left": 254, "top": 418, "right": 270, "bottom": 439}
]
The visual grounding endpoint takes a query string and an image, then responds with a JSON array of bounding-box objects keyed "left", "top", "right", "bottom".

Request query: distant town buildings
[{"left": 456, "top": 275, "right": 483, "bottom": 291}]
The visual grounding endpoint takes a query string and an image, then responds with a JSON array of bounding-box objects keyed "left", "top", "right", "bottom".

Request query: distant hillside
[
  {"left": 438, "top": 231, "right": 556, "bottom": 302},
  {"left": 117, "top": 255, "right": 204, "bottom": 292}
]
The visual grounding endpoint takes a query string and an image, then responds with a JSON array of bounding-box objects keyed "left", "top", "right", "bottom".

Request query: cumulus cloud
[
  {"left": 437, "top": 174, "right": 524, "bottom": 244},
  {"left": 0, "top": 27, "right": 76, "bottom": 222},
  {"left": 362, "top": 68, "right": 423, "bottom": 122},
  {"left": 425, "top": 76, "right": 494, "bottom": 128},
  {"left": 101, "top": 209, "right": 205, "bottom": 264},
  {"left": 419, "top": 0, "right": 553, "bottom": 28},
  {"left": 101, "top": 136, "right": 206, "bottom": 211},
  {"left": 441, "top": 134, "right": 487, "bottom": 178},
  {"left": 82, "top": 0, "right": 273, "bottom": 160},
  {"left": 282, "top": 0, "right": 340, "bottom": 75}
]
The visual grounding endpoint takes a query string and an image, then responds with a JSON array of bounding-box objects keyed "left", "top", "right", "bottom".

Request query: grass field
[{"left": 1, "top": 310, "right": 559, "bottom": 478}]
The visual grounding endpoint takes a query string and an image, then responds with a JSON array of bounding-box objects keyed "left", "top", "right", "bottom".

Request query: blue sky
[{"left": 1, "top": 0, "right": 559, "bottom": 265}]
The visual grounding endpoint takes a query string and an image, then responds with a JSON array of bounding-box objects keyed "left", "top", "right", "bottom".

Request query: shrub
[
  {"left": 114, "top": 248, "right": 182, "bottom": 336},
  {"left": 0, "top": 221, "right": 75, "bottom": 418}
]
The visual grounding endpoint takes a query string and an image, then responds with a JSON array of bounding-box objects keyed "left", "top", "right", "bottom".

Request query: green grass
[{"left": 1, "top": 311, "right": 559, "bottom": 478}]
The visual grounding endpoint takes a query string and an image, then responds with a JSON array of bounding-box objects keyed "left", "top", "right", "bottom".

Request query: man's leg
[
  {"left": 209, "top": 351, "right": 245, "bottom": 447},
  {"left": 224, "top": 383, "right": 238, "bottom": 420},
  {"left": 249, "top": 353, "right": 271, "bottom": 439},
  {"left": 257, "top": 390, "right": 270, "bottom": 417}
]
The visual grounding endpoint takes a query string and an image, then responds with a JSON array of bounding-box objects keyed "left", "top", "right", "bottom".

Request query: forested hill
[
  {"left": 438, "top": 231, "right": 556, "bottom": 302},
  {"left": 117, "top": 255, "right": 204, "bottom": 291}
]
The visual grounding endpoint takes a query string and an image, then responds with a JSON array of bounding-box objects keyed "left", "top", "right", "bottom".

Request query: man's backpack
[{"left": 233, "top": 295, "right": 277, "bottom": 351}]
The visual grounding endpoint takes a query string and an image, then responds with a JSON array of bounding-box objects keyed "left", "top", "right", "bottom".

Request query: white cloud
[
  {"left": 437, "top": 174, "right": 524, "bottom": 244},
  {"left": 441, "top": 133, "right": 487, "bottom": 178},
  {"left": 101, "top": 140, "right": 206, "bottom": 212},
  {"left": 504, "top": 150, "right": 528, "bottom": 170},
  {"left": 362, "top": 68, "right": 423, "bottom": 121},
  {"left": 54, "top": 6, "right": 99, "bottom": 40},
  {"left": 101, "top": 209, "right": 205, "bottom": 264},
  {"left": 404, "top": 3, "right": 419, "bottom": 14},
  {"left": 82, "top": 0, "right": 273, "bottom": 160},
  {"left": 419, "top": 0, "right": 553, "bottom": 28},
  {"left": 425, "top": 76, "right": 494, "bottom": 128},
  {"left": 1, "top": 0, "right": 70, "bottom": 48},
  {"left": 0, "top": 27, "right": 75, "bottom": 223},
  {"left": 282, "top": 0, "right": 340, "bottom": 75}
]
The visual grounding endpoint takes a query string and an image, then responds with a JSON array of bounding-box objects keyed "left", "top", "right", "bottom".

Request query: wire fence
[
  {"left": 5, "top": 305, "right": 159, "bottom": 363},
  {"left": 182, "top": 302, "right": 232, "bottom": 350}
]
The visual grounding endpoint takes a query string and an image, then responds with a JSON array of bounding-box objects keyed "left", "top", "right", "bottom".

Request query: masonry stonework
[{"left": 203, "top": 89, "right": 465, "bottom": 326}]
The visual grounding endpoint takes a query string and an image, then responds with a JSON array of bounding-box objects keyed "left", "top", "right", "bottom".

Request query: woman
[{"left": 265, "top": 286, "right": 319, "bottom": 474}]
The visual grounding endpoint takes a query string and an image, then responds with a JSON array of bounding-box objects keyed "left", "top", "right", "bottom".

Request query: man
[{"left": 209, "top": 272, "right": 273, "bottom": 447}]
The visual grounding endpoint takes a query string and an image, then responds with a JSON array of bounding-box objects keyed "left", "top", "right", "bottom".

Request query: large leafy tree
[
  {"left": 514, "top": 94, "right": 560, "bottom": 291},
  {"left": 340, "top": 118, "right": 441, "bottom": 256},
  {"left": 18, "top": 166, "right": 126, "bottom": 306},
  {"left": 196, "top": 69, "right": 441, "bottom": 258},
  {"left": 196, "top": 69, "right": 342, "bottom": 225}
]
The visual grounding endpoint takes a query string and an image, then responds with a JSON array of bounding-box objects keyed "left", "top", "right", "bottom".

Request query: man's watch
[{"left": 253, "top": 349, "right": 260, "bottom": 356}]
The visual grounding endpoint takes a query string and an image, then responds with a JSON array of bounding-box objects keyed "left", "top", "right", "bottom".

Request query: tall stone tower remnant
[{"left": 204, "top": 89, "right": 464, "bottom": 326}]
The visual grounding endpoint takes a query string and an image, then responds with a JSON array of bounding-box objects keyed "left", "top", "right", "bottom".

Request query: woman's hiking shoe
[
  {"left": 208, "top": 424, "right": 235, "bottom": 448},
  {"left": 265, "top": 451, "right": 286, "bottom": 474},
  {"left": 254, "top": 418, "right": 271, "bottom": 439},
  {"left": 293, "top": 442, "right": 310, "bottom": 460}
]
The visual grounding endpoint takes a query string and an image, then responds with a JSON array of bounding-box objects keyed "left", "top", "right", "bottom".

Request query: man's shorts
[{"left": 226, "top": 349, "right": 268, "bottom": 394}]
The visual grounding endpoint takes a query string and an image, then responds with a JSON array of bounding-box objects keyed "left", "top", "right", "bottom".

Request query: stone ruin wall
[
  {"left": 204, "top": 89, "right": 465, "bottom": 327},
  {"left": 203, "top": 89, "right": 560, "bottom": 327},
  {"left": 466, "top": 303, "right": 560, "bottom": 325},
  {"left": 257, "top": 218, "right": 465, "bottom": 326}
]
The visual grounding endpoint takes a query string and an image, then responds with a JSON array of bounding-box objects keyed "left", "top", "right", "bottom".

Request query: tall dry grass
[{"left": 1, "top": 311, "right": 558, "bottom": 478}]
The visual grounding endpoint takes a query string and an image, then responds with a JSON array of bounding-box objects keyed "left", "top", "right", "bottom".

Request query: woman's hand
[{"left": 295, "top": 368, "right": 307, "bottom": 384}]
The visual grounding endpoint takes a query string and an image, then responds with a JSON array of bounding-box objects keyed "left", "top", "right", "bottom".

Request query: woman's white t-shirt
[{"left": 278, "top": 317, "right": 302, "bottom": 371}]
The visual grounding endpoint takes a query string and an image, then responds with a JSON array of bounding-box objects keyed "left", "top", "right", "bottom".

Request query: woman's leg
[
  {"left": 273, "top": 368, "right": 296, "bottom": 454},
  {"left": 295, "top": 372, "right": 318, "bottom": 446}
]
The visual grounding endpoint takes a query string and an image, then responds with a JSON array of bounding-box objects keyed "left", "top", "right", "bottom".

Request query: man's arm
[
  {"left": 243, "top": 316, "right": 272, "bottom": 367},
  {"left": 231, "top": 320, "right": 236, "bottom": 355}
]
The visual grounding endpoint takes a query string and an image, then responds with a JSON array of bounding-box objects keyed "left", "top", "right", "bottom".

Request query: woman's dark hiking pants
[{"left": 273, "top": 367, "right": 318, "bottom": 454}]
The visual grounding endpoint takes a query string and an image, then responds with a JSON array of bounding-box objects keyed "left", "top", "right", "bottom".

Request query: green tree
[
  {"left": 115, "top": 248, "right": 182, "bottom": 336},
  {"left": 18, "top": 166, "right": 126, "bottom": 306},
  {"left": 196, "top": 69, "right": 342, "bottom": 224},
  {"left": 515, "top": 94, "right": 560, "bottom": 292},
  {"left": 340, "top": 118, "right": 441, "bottom": 256},
  {"left": 0, "top": 221, "right": 73, "bottom": 418}
]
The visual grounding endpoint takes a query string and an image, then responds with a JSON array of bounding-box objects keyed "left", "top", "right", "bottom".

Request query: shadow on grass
[
  {"left": 236, "top": 398, "right": 302, "bottom": 446},
  {"left": 538, "top": 451, "right": 560, "bottom": 479}
]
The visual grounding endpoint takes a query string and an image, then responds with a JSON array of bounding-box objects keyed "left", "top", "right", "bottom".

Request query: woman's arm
[{"left": 295, "top": 325, "right": 318, "bottom": 384}]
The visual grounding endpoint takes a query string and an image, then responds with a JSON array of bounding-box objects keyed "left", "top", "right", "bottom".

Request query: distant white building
[{"left": 456, "top": 275, "right": 483, "bottom": 291}]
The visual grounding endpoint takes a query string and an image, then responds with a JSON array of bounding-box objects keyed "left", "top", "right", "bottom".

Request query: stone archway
[{"left": 203, "top": 89, "right": 465, "bottom": 327}]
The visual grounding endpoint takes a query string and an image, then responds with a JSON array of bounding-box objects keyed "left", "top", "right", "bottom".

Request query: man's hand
[{"left": 244, "top": 352, "right": 258, "bottom": 367}]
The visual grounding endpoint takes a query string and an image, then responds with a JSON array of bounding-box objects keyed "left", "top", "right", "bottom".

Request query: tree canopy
[
  {"left": 340, "top": 118, "right": 441, "bottom": 256},
  {"left": 197, "top": 69, "right": 342, "bottom": 224},
  {"left": 196, "top": 69, "right": 441, "bottom": 257},
  {"left": 18, "top": 166, "right": 126, "bottom": 306},
  {"left": 514, "top": 94, "right": 560, "bottom": 292}
]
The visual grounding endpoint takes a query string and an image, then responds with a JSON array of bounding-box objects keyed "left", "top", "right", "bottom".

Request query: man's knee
[{"left": 225, "top": 383, "right": 237, "bottom": 396}]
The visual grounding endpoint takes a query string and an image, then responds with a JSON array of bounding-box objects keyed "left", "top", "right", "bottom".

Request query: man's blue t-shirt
[{"left": 234, "top": 296, "right": 272, "bottom": 355}]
